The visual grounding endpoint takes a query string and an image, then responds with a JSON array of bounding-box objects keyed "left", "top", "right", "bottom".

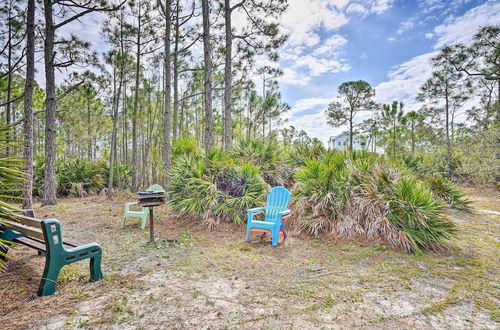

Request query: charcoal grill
[{"left": 137, "top": 190, "right": 166, "bottom": 244}]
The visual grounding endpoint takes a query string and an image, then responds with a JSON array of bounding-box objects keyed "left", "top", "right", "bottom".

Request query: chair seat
[
  {"left": 125, "top": 211, "right": 146, "bottom": 216},
  {"left": 249, "top": 220, "right": 275, "bottom": 227}
]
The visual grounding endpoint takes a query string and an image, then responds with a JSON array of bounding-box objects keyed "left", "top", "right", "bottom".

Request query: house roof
[{"left": 330, "top": 132, "right": 348, "bottom": 141}]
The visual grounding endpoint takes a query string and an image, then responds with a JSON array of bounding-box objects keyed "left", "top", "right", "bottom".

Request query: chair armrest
[
  {"left": 278, "top": 210, "right": 292, "bottom": 216},
  {"left": 247, "top": 207, "right": 265, "bottom": 215},
  {"left": 124, "top": 202, "right": 138, "bottom": 212},
  {"left": 278, "top": 209, "right": 291, "bottom": 217}
]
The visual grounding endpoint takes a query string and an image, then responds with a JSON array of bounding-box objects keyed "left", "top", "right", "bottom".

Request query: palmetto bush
[
  {"left": 292, "top": 150, "right": 456, "bottom": 254},
  {"left": 233, "top": 138, "right": 292, "bottom": 187},
  {"left": 172, "top": 135, "right": 201, "bottom": 158},
  {"left": 425, "top": 176, "right": 472, "bottom": 211},
  {"left": 34, "top": 157, "right": 130, "bottom": 197},
  {"left": 168, "top": 148, "right": 266, "bottom": 229},
  {"left": 0, "top": 125, "right": 25, "bottom": 266},
  {"left": 287, "top": 142, "right": 327, "bottom": 168}
]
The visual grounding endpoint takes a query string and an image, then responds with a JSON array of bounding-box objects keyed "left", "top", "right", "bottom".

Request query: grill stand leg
[{"left": 149, "top": 207, "right": 155, "bottom": 244}]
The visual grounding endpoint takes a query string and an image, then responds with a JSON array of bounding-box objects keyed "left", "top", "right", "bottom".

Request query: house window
[{"left": 338, "top": 141, "right": 341, "bottom": 146}]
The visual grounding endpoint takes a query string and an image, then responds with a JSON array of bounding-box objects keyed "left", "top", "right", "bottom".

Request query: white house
[{"left": 328, "top": 133, "right": 365, "bottom": 151}]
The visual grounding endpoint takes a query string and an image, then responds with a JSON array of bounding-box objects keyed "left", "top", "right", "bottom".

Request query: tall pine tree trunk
[
  {"left": 87, "top": 96, "right": 92, "bottom": 158},
  {"left": 348, "top": 110, "right": 353, "bottom": 153},
  {"left": 108, "top": 59, "right": 123, "bottom": 198},
  {"left": 6, "top": 3, "right": 12, "bottom": 156},
  {"left": 173, "top": 3, "right": 180, "bottom": 140},
  {"left": 223, "top": 0, "right": 233, "bottom": 150},
  {"left": 132, "top": 9, "right": 142, "bottom": 192},
  {"left": 42, "top": 0, "right": 57, "bottom": 205},
  {"left": 202, "top": 0, "right": 213, "bottom": 153},
  {"left": 445, "top": 79, "right": 452, "bottom": 177},
  {"left": 162, "top": 0, "right": 172, "bottom": 188},
  {"left": 411, "top": 123, "right": 415, "bottom": 155},
  {"left": 22, "top": 0, "right": 36, "bottom": 209}
]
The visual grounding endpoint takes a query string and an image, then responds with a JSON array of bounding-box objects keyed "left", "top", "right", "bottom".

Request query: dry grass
[{"left": 0, "top": 188, "right": 498, "bottom": 329}]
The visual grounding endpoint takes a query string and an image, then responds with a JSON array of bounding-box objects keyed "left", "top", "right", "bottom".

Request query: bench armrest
[{"left": 65, "top": 242, "right": 101, "bottom": 254}]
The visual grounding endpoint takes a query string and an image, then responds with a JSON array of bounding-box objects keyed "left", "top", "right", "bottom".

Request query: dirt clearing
[{"left": 1, "top": 189, "right": 499, "bottom": 329}]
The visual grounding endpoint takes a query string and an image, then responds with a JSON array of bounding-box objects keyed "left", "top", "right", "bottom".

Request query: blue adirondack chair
[
  {"left": 123, "top": 184, "right": 164, "bottom": 230},
  {"left": 245, "top": 186, "right": 292, "bottom": 246}
]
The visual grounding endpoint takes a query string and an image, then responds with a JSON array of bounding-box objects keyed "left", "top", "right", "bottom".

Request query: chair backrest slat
[{"left": 264, "top": 187, "right": 291, "bottom": 223}]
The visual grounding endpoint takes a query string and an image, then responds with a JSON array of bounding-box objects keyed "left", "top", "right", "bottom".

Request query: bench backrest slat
[
  {"left": 14, "top": 215, "right": 43, "bottom": 229},
  {"left": 2, "top": 219, "right": 45, "bottom": 241}
]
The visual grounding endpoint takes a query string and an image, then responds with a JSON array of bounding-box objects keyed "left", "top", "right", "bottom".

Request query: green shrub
[
  {"left": 292, "top": 150, "right": 457, "bottom": 254},
  {"left": 33, "top": 157, "right": 130, "bottom": 197},
  {"left": 233, "top": 138, "right": 291, "bottom": 187},
  {"left": 425, "top": 176, "right": 472, "bottom": 211},
  {"left": 0, "top": 125, "right": 25, "bottom": 267},
  {"left": 287, "top": 142, "right": 326, "bottom": 168},
  {"left": 168, "top": 148, "right": 266, "bottom": 229},
  {"left": 454, "top": 126, "right": 500, "bottom": 185},
  {"left": 172, "top": 135, "right": 201, "bottom": 158}
]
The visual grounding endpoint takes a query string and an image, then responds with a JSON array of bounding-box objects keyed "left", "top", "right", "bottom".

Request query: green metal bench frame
[{"left": 0, "top": 215, "right": 104, "bottom": 296}]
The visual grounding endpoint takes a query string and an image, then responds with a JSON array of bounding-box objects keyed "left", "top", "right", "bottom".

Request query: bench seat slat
[
  {"left": 14, "top": 236, "right": 47, "bottom": 252},
  {"left": 15, "top": 234, "right": 81, "bottom": 249},
  {"left": 24, "top": 233, "right": 82, "bottom": 248}
]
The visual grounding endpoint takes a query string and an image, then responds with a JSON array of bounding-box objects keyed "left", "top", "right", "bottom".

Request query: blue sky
[
  {"left": 276, "top": 0, "right": 500, "bottom": 142},
  {"left": 52, "top": 0, "right": 500, "bottom": 144}
]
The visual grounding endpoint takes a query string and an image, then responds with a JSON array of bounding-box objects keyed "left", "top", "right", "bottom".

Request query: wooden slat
[
  {"left": 12, "top": 235, "right": 81, "bottom": 252},
  {"left": 13, "top": 215, "right": 42, "bottom": 229},
  {"left": 14, "top": 236, "right": 46, "bottom": 252},
  {"left": 2, "top": 219, "right": 44, "bottom": 241},
  {"left": 26, "top": 229, "right": 82, "bottom": 248}
]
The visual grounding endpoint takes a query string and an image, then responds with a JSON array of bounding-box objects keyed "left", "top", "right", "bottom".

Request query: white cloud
[
  {"left": 369, "top": 0, "right": 395, "bottom": 14},
  {"left": 278, "top": 68, "right": 312, "bottom": 86},
  {"left": 387, "top": 37, "right": 396, "bottom": 41},
  {"left": 375, "top": 52, "right": 436, "bottom": 109},
  {"left": 281, "top": 0, "right": 349, "bottom": 46},
  {"left": 345, "top": 0, "right": 394, "bottom": 17},
  {"left": 293, "top": 55, "right": 350, "bottom": 76},
  {"left": 374, "top": 1, "right": 500, "bottom": 110},
  {"left": 346, "top": 3, "right": 369, "bottom": 16},
  {"left": 397, "top": 18, "right": 415, "bottom": 34},
  {"left": 330, "top": 0, "right": 350, "bottom": 9},
  {"left": 419, "top": 0, "right": 476, "bottom": 17},
  {"left": 425, "top": 32, "right": 434, "bottom": 39},
  {"left": 312, "top": 34, "right": 348, "bottom": 56},
  {"left": 287, "top": 107, "right": 343, "bottom": 144},
  {"left": 433, "top": 1, "right": 500, "bottom": 48},
  {"left": 290, "top": 97, "right": 337, "bottom": 115}
]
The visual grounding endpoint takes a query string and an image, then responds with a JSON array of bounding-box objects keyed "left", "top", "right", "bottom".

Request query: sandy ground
[{"left": 1, "top": 189, "right": 499, "bottom": 329}]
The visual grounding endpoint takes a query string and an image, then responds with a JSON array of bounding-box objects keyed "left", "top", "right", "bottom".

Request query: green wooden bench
[{"left": 0, "top": 210, "right": 104, "bottom": 296}]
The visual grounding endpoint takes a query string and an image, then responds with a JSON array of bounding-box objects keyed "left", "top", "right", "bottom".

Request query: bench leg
[
  {"left": 38, "top": 258, "right": 62, "bottom": 296},
  {"left": 89, "top": 256, "right": 104, "bottom": 282}
]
